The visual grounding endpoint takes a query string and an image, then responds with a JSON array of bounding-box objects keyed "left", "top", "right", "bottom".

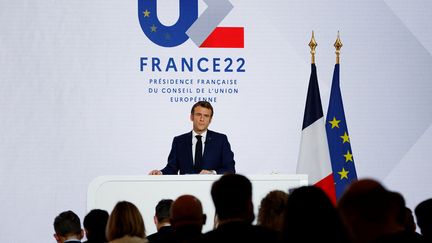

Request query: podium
[{"left": 87, "top": 174, "right": 308, "bottom": 234}]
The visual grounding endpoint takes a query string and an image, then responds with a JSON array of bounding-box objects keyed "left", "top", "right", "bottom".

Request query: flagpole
[
  {"left": 309, "top": 31, "right": 317, "bottom": 64},
  {"left": 334, "top": 31, "right": 342, "bottom": 64},
  {"left": 327, "top": 31, "right": 358, "bottom": 200}
]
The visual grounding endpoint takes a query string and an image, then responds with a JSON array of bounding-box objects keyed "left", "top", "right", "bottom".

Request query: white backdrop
[{"left": 1, "top": 0, "right": 431, "bottom": 242}]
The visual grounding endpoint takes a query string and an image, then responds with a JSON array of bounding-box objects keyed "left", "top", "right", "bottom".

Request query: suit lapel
[
  {"left": 203, "top": 130, "right": 213, "bottom": 161},
  {"left": 186, "top": 132, "right": 193, "bottom": 165}
]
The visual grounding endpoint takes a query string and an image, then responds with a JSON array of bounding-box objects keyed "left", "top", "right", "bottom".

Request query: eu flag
[{"left": 325, "top": 64, "right": 358, "bottom": 200}]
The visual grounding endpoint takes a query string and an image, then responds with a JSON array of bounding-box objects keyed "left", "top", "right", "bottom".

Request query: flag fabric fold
[
  {"left": 297, "top": 64, "right": 336, "bottom": 203},
  {"left": 325, "top": 64, "right": 358, "bottom": 200}
]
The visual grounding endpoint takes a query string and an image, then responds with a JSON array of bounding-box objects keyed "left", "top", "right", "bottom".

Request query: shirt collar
[{"left": 192, "top": 130, "right": 207, "bottom": 140}]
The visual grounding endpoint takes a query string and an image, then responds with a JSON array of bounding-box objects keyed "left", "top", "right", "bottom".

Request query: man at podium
[{"left": 149, "top": 101, "right": 236, "bottom": 175}]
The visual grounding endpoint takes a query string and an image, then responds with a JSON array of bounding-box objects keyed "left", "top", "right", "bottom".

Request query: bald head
[
  {"left": 170, "top": 195, "right": 206, "bottom": 229},
  {"left": 338, "top": 179, "right": 399, "bottom": 243},
  {"left": 344, "top": 178, "right": 386, "bottom": 194},
  {"left": 338, "top": 178, "right": 388, "bottom": 215}
]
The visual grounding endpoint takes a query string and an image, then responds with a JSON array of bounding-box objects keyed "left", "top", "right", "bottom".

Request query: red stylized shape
[{"left": 200, "top": 27, "right": 244, "bottom": 48}]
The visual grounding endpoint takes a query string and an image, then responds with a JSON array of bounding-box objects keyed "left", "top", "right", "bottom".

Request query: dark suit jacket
[
  {"left": 154, "top": 225, "right": 203, "bottom": 243},
  {"left": 195, "top": 221, "right": 280, "bottom": 243},
  {"left": 160, "top": 130, "right": 235, "bottom": 174},
  {"left": 147, "top": 226, "right": 175, "bottom": 243}
]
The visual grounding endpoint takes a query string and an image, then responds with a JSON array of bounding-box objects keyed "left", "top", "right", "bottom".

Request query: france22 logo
[{"left": 138, "top": 0, "right": 244, "bottom": 48}]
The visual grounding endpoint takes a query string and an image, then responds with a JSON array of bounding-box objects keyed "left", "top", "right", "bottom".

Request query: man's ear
[
  {"left": 78, "top": 229, "right": 84, "bottom": 240},
  {"left": 53, "top": 233, "right": 62, "bottom": 243},
  {"left": 190, "top": 113, "right": 194, "bottom": 122},
  {"left": 154, "top": 215, "right": 158, "bottom": 226}
]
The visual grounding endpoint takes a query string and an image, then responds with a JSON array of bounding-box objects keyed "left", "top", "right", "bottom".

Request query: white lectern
[{"left": 87, "top": 174, "right": 307, "bottom": 234}]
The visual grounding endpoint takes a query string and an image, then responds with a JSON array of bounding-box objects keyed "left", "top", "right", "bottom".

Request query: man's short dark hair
[
  {"left": 83, "top": 209, "right": 109, "bottom": 242},
  {"left": 211, "top": 174, "right": 252, "bottom": 221},
  {"left": 191, "top": 101, "right": 214, "bottom": 117},
  {"left": 54, "top": 210, "right": 82, "bottom": 237},
  {"left": 415, "top": 198, "right": 432, "bottom": 228},
  {"left": 156, "top": 199, "right": 173, "bottom": 222}
]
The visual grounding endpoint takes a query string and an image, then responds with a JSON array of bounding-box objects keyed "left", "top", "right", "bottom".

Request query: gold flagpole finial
[
  {"left": 309, "top": 31, "right": 317, "bottom": 64},
  {"left": 334, "top": 31, "right": 343, "bottom": 64}
]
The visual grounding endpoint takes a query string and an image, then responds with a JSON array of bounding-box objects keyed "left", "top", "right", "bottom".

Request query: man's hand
[
  {"left": 199, "top": 170, "right": 216, "bottom": 174},
  {"left": 149, "top": 170, "right": 162, "bottom": 175}
]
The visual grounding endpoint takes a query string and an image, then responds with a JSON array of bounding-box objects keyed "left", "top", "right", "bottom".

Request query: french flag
[{"left": 297, "top": 63, "right": 336, "bottom": 203}]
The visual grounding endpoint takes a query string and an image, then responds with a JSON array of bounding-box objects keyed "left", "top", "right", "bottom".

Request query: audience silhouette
[
  {"left": 53, "top": 176, "right": 432, "bottom": 243},
  {"left": 282, "top": 185, "right": 350, "bottom": 243},
  {"left": 147, "top": 199, "right": 174, "bottom": 243},
  {"left": 155, "top": 194, "right": 206, "bottom": 243},
  {"left": 370, "top": 191, "right": 425, "bottom": 243},
  {"left": 338, "top": 179, "right": 426, "bottom": 243},
  {"left": 416, "top": 199, "right": 432, "bottom": 243},
  {"left": 257, "top": 190, "right": 288, "bottom": 234},
  {"left": 53, "top": 210, "right": 84, "bottom": 243},
  {"left": 106, "top": 201, "right": 148, "bottom": 243},
  {"left": 83, "top": 209, "right": 109, "bottom": 243},
  {"left": 197, "top": 173, "right": 280, "bottom": 243}
]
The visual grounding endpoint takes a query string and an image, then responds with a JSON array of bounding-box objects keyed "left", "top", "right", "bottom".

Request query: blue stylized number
[{"left": 138, "top": 0, "right": 198, "bottom": 47}]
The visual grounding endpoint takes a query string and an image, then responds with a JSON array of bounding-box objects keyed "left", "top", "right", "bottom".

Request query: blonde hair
[{"left": 106, "top": 201, "right": 146, "bottom": 241}]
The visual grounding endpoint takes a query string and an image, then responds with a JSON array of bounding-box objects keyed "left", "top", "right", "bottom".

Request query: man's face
[{"left": 190, "top": 106, "right": 212, "bottom": 134}]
